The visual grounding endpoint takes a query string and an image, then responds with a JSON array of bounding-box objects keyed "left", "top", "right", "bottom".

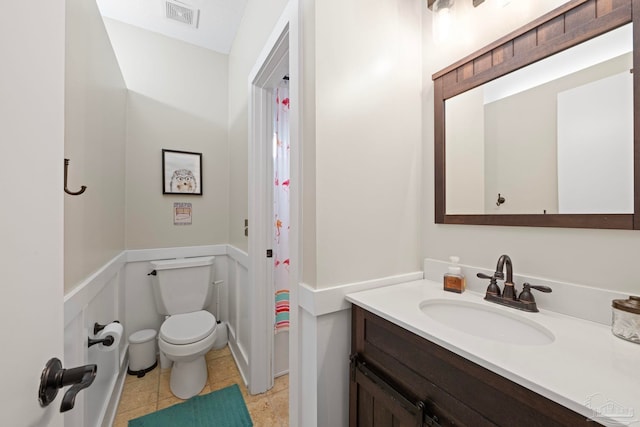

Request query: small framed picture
[
  {"left": 173, "top": 202, "right": 193, "bottom": 225},
  {"left": 162, "top": 149, "right": 202, "bottom": 195}
]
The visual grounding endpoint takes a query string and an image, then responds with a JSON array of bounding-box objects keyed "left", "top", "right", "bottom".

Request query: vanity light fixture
[
  {"left": 426, "top": 0, "right": 484, "bottom": 9},
  {"left": 427, "top": 0, "right": 484, "bottom": 42},
  {"left": 429, "top": 0, "right": 455, "bottom": 43}
]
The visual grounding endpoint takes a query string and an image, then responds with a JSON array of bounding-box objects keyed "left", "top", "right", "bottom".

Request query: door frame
[{"left": 248, "top": 0, "right": 301, "bottom": 424}]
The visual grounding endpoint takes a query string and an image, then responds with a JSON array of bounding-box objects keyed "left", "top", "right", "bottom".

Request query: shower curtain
[{"left": 273, "top": 82, "right": 290, "bottom": 335}]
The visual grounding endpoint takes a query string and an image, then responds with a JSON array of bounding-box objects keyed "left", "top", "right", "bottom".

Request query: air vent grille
[{"left": 165, "top": 1, "right": 199, "bottom": 28}]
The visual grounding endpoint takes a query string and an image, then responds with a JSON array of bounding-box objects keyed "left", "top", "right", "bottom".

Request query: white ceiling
[{"left": 96, "top": 0, "right": 248, "bottom": 54}]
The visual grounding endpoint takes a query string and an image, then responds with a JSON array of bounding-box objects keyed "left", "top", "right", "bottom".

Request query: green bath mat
[{"left": 128, "top": 384, "right": 253, "bottom": 427}]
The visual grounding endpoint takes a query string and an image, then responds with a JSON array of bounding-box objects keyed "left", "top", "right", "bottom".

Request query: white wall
[
  {"left": 102, "top": 19, "right": 230, "bottom": 250},
  {"left": 295, "top": 0, "right": 423, "bottom": 424},
  {"left": 423, "top": 0, "right": 640, "bottom": 293},
  {"left": 312, "top": 0, "right": 422, "bottom": 288},
  {"left": 64, "top": 0, "right": 127, "bottom": 292}
]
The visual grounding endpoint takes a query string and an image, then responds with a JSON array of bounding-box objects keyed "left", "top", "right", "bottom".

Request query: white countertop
[{"left": 346, "top": 279, "right": 640, "bottom": 427}]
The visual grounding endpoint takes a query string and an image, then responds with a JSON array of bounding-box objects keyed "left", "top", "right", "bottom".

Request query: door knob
[{"left": 38, "top": 357, "right": 97, "bottom": 412}]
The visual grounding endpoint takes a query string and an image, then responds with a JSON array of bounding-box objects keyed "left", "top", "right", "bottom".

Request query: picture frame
[{"left": 162, "top": 149, "right": 203, "bottom": 195}]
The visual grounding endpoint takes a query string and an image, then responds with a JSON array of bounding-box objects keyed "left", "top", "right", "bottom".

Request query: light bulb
[{"left": 432, "top": 0, "right": 455, "bottom": 43}]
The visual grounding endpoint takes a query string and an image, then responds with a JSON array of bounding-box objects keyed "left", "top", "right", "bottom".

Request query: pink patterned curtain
[{"left": 273, "top": 82, "right": 290, "bottom": 333}]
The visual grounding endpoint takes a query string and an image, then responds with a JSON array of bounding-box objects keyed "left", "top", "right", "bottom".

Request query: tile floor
[{"left": 113, "top": 346, "right": 289, "bottom": 426}]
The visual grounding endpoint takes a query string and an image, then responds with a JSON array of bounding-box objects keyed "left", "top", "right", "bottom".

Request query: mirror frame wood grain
[{"left": 433, "top": 0, "right": 640, "bottom": 229}]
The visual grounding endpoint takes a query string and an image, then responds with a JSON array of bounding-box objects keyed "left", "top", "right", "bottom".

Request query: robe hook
[{"left": 64, "top": 159, "right": 87, "bottom": 196}]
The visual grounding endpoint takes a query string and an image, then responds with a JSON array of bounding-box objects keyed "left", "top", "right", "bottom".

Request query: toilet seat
[{"left": 160, "top": 310, "right": 216, "bottom": 345}]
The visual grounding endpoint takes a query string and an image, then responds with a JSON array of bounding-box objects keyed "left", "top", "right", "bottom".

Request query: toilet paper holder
[
  {"left": 93, "top": 320, "right": 119, "bottom": 335},
  {"left": 88, "top": 335, "right": 114, "bottom": 348},
  {"left": 88, "top": 320, "right": 120, "bottom": 348}
]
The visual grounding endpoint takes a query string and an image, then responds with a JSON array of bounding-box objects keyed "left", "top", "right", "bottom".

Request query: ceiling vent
[{"left": 165, "top": 1, "right": 200, "bottom": 28}]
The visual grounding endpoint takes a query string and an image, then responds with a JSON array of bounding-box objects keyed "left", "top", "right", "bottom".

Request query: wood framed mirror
[{"left": 433, "top": 0, "right": 640, "bottom": 229}]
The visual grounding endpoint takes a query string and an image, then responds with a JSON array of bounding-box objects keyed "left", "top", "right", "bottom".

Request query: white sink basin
[{"left": 419, "top": 299, "right": 555, "bottom": 345}]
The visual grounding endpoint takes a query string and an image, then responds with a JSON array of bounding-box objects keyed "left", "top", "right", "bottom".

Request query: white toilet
[{"left": 149, "top": 256, "right": 218, "bottom": 399}]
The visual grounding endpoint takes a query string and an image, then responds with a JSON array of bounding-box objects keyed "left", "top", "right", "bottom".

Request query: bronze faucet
[{"left": 477, "top": 254, "right": 552, "bottom": 312}]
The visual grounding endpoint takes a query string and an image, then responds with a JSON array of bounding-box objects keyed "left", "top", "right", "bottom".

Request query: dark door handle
[{"left": 38, "top": 358, "right": 97, "bottom": 412}]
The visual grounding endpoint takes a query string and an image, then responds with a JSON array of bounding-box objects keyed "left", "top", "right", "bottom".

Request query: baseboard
[
  {"left": 275, "top": 369, "right": 289, "bottom": 378},
  {"left": 228, "top": 343, "right": 249, "bottom": 389}
]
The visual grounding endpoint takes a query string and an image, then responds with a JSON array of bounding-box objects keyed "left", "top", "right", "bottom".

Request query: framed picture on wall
[{"left": 162, "top": 149, "right": 203, "bottom": 195}]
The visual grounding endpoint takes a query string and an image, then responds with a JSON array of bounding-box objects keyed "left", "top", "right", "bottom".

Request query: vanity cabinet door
[{"left": 349, "top": 357, "right": 426, "bottom": 427}]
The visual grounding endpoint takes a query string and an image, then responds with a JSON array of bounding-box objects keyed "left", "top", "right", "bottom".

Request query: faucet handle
[
  {"left": 518, "top": 283, "right": 552, "bottom": 303},
  {"left": 477, "top": 272, "right": 501, "bottom": 297}
]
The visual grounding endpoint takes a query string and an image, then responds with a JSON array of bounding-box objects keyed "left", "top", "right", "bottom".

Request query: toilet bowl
[{"left": 158, "top": 310, "right": 217, "bottom": 399}]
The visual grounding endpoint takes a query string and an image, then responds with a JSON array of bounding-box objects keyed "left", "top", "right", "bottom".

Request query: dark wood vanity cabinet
[{"left": 349, "top": 306, "right": 600, "bottom": 427}]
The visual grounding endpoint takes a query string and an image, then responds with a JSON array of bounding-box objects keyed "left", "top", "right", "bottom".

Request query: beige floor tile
[
  {"left": 156, "top": 394, "right": 185, "bottom": 411},
  {"left": 156, "top": 383, "right": 211, "bottom": 412},
  {"left": 207, "top": 355, "right": 240, "bottom": 384},
  {"left": 114, "top": 346, "right": 287, "bottom": 425},
  {"left": 211, "top": 377, "right": 268, "bottom": 409},
  {"left": 198, "top": 384, "right": 212, "bottom": 396},
  {"left": 209, "top": 374, "right": 236, "bottom": 392},
  {"left": 272, "top": 374, "right": 289, "bottom": 394},
  {"left": 158, "top": 370, "right": 172, "bottom": 401},
  {"left": 205, "top": 345, "right": 231, "bottom": 361},
  {"left": 122, "top": 368, "right": 160, "bottom": 393},
  {"left": 246, "top": 396, "right": 280, "bottom": 427},
  {"left": 241, "top": 387, "right": 268, "bottom": 405},
  {"left": 268, "top": 388, "right": 288, "bottom": 420},
  {"left": 118, "top": 387, "right": 158, "bottom": 412},
  {"left": 113, "top": 403, "right": 157, "bottom": 427}
]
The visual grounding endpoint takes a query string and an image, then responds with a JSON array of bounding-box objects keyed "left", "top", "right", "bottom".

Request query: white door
[{"left": 0, "top": 1, "right": 66, "bottom": 426}]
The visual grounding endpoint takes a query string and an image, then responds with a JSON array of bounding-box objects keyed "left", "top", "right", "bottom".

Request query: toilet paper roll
[{"left": 96, "top": 322, "right": 123, "bottom": 352}]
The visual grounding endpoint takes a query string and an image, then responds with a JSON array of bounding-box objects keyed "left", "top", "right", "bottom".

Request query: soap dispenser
[{"left": 444, "top": 256, "right": 466, "bottom": 293}]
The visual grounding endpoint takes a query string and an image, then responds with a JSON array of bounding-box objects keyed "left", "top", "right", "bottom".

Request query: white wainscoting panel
[
  {"left": 297, "top": 271, "right": 423, "bottom": 427},
  {"left": 226, "top": 246, "right": 250, "bottom": 386},
  {"left": 63, "top": 252, "right": 126, "bottom": 427}
]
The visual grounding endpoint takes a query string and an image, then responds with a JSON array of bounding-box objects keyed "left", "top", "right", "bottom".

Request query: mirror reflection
[{"left": 445, "top": 23, "right": 633, "bottom": 215}]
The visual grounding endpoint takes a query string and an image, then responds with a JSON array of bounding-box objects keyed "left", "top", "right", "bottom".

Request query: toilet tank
[{"left": 149, "top": 256, "right": 215, "bottom": 315}]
